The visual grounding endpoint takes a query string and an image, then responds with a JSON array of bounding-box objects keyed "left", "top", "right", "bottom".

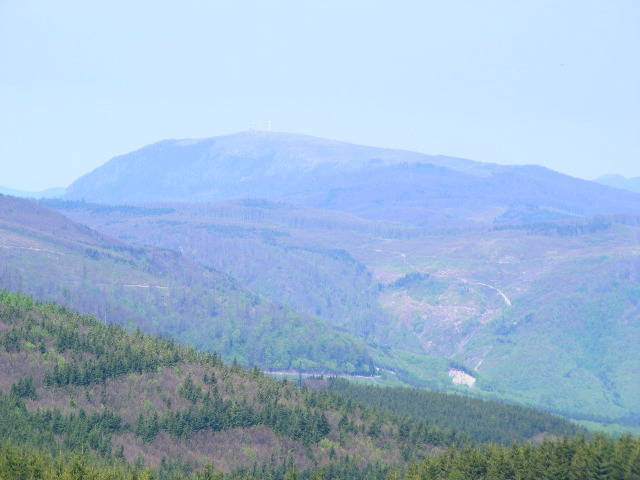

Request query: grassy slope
[{"left": 366, "top": 225, "right": 640, "bottom": 424}]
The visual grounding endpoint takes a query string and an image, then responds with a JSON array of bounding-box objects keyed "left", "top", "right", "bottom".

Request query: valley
[
  {"left": 1, "top": 131, "right": 639, "bottom": 437},
  {"left": 5, "top": 2, "right": 639, "bottom": 477},
  {"left": 42, "top": 191, "right": 640, "bottom": 426}
]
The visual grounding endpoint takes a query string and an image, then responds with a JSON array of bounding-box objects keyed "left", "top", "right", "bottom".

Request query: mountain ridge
[
  {"left": 596, "top": 174, "right": 640, "bottom": 193},
  {"left": 0, "top": 186, "right": 65, "bottom": 199},
  {"left": 64, "top": 131, "right": 640, "bottom": 225}
]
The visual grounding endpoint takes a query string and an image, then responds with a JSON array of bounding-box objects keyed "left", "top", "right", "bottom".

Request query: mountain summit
[
  {"left": 65, "top": 131, "right": 640, "bottom": 225},
  {"left": 64, "top": 131, "right": 482, "bottom": 201}
]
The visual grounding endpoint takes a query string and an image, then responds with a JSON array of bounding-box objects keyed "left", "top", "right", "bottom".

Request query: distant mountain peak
[
  {"left": 595, "top": 174, "right": 640, "bottom": 193},
  {"left": 0, "top": 186, "right": 65, "bottom": 199},
  {"left": 64, "top": 132, "right": 640, "bottom": 224}
]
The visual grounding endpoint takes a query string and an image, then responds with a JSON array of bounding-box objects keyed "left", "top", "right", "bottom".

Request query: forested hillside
[
  {"left": 402, "top": 435, "right": 640, "bottom": 480},
  {"left": 322, "top": 379, "right": 581, "bottom": 444},
  {"left": 47, "top": 196, "right": 640, "bottom": 426},
  {"left": 0, "top": 291, "right": 456, "bottom": 474},
  {"left": 1, "top": 292, "right": 637, "bottom": 480},
  {"left": 45, "top": 199, "right": 392, "bottom": 339},
  {"left": 0, "top": 195, "right": 375, "bottom": 374},
  {"left": 4, "top": 136, "right": 640, "bottom": 428},
  {"left": 4, "top": 434, "right": 640, "bottom": 480}
]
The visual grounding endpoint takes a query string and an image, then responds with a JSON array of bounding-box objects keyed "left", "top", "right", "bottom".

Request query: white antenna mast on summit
[{"left": 267, "top": 120, "right": 272, "bottom": 132}]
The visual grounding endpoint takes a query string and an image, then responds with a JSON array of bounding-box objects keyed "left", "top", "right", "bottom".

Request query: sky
[{"left": 1, "top": 0, "right": 639, "bottom": 191}]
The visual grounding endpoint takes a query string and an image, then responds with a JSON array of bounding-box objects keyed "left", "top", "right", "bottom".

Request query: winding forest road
[
  {"left": 383, "top": 248, "right": 513, "bottom": 307},
  {"left": 473, "top": 282, "right": 512, "bottom": 306}
]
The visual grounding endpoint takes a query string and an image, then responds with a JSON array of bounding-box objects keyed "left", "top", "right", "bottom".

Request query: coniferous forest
[{"left": 0, "top": 291, "right": 638, "bottom": 479}]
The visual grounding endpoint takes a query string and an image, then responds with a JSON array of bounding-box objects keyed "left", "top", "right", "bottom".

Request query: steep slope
[
  {"left": 0, "top": 292, "right": 583, "bottom": 477},
  {"left": 64, "top": 131, "right": 640, "bottom": 225},
  {"left": 0, "top": 195, "right": 375, "bottom": 374}
]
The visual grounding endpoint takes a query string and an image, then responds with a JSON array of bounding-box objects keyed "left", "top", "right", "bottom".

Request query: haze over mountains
[
  {"left": 64, "top": 131, "right": 640, "bottom": 225},
  {"left": 0, "top": 186, "right": 66, "bottom": 199},
  {"left": 3, "top": 131, "right": 640, "bottom": 433},
  {"left": 596, "top": 174, "right": 640, "bottom": 194},
  {"left": 4, "top": 0, "right": 638, "bottom": 475}
]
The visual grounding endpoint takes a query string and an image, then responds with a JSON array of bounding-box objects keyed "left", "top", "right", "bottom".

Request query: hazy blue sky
[{"left": 1, "top": 0, "right": 638, "bottom": 190}]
